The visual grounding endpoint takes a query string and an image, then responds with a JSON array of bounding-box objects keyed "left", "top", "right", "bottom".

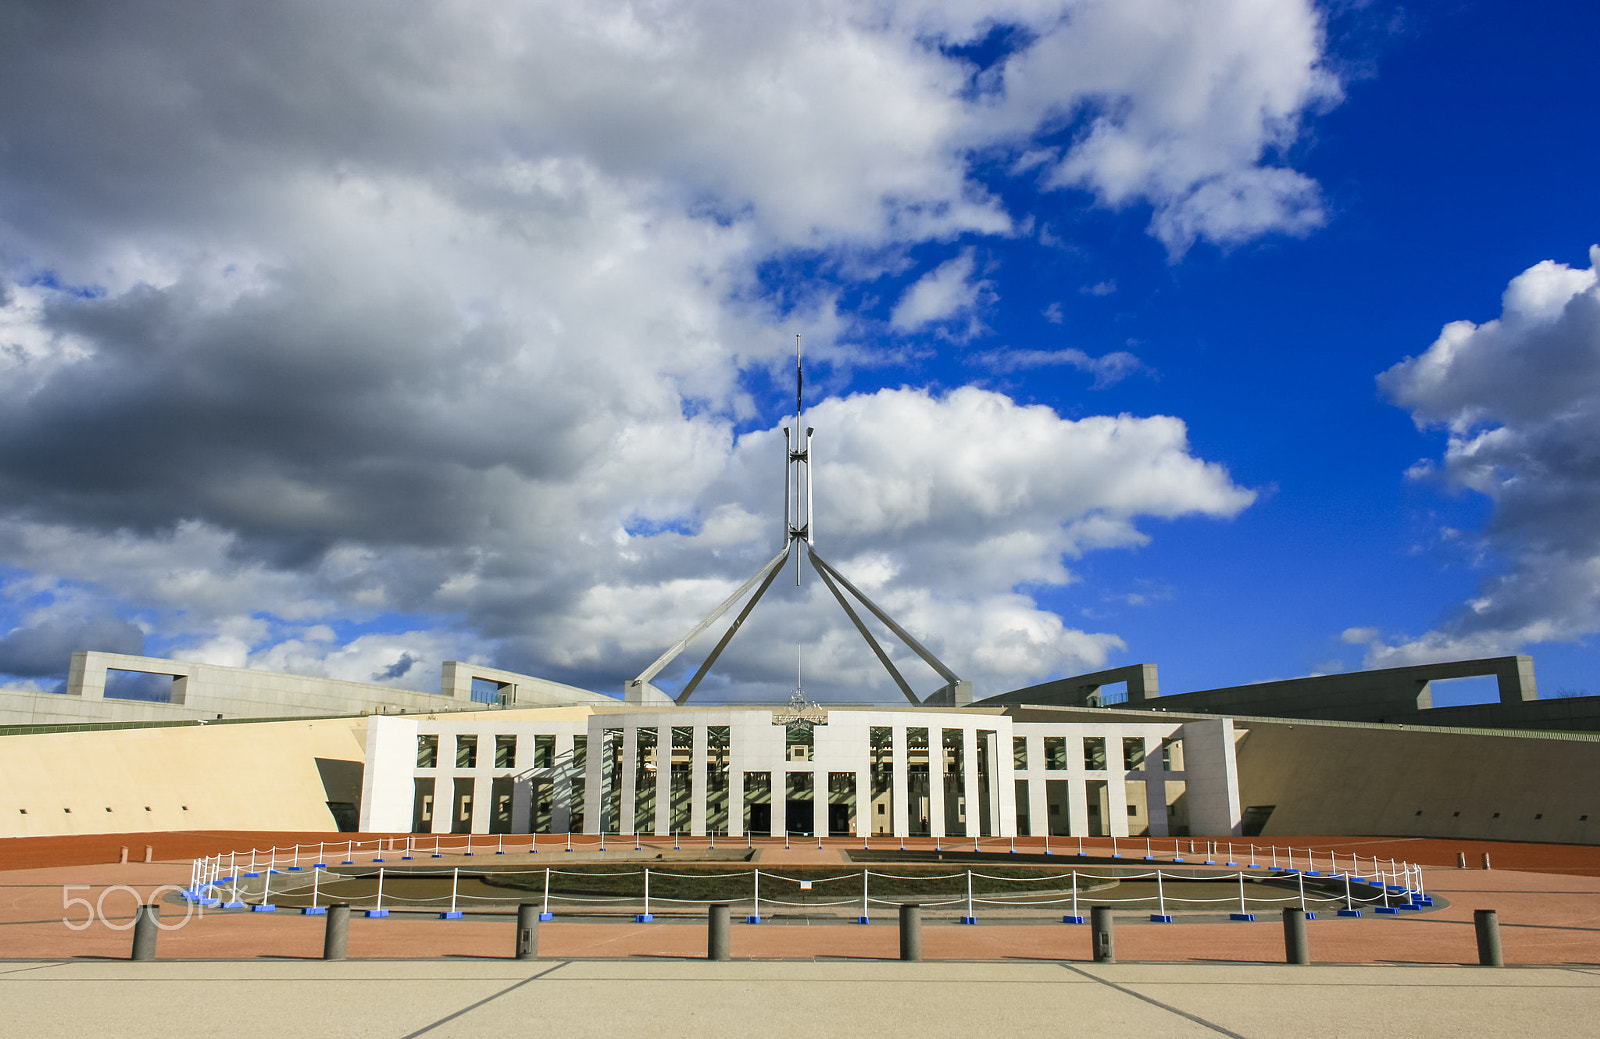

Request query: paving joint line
[
  {"left": 1059, "top": 963, "right": 1250, "bottom": 1038},
  {"left": 397, "top": 961, "right": 569, "bottom": 1039}
]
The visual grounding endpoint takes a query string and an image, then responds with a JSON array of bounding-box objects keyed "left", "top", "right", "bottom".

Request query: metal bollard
[
  {"left": 899, "top": 903, "right": 922, "bottom": 962},
  {"left": 323, "top": 904, "right": 350, "bottom": 961},
  {"left": 1474, "top": 909, "right": 1503, "bottom": 967},
  {"left": 516, "top": 903, "right": 540, "bottom": 960},
  {"left": 708, "top": 903, "right": 731, "bottom": 961},
  {"left": 1457, "top": 852, "right": 1467, "bottom": 869},
  {"left": 1481, "top": 852, "right": 1492, "bottom": 870},
  {"left": 1090, "top": 906, "right": 1115, "bottom": 963},
  {"left": 1283, "top": 908, "right": 1309, "bottom": 965},
  {"left": 130, "top": 904, "right": 159, "bottom": 961}
]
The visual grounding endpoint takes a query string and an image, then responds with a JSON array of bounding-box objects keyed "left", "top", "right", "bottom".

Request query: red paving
[{"left": 3, "top": 831, "right": 1598, "bottom": 965}]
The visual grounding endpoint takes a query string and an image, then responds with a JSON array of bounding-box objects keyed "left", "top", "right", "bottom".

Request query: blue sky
[{"left": 1, "top": 1, "right": 1598, "bottom": 705}]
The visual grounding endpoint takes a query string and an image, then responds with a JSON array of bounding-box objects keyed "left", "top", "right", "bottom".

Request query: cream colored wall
[{"left": 0, "top": 717, "right": 368, "bottom": 838}]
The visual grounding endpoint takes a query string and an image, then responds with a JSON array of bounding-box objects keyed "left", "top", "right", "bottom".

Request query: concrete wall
[
  {"left": 1230, "top": 718, "right": 1600, "bottom": 845},
  {"left": 1140, "top": 656, "right": 1544, "bottom": 723},
  {"left": 980, "top": 664, "right": 1160, "bottom": 708},
  {"left": 0, "top": 652, "right": 621, "bottom": 726},
  {"left": 0, "top": 716, "right": 370, "bottom": 838}
]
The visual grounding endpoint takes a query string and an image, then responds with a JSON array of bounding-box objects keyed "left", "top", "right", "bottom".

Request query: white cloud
[
  {"left": 1360, "top": 246, "right": 1600, "bottom": 666},
  {"left": 890, "top": 249, "right": 990, "bottom": 331},
  {"left": 972, "top": 347, "right": 1149, "bottom": 388},
  {"left": 0, "top": 0, "right": 1307, "bottom": 698}
]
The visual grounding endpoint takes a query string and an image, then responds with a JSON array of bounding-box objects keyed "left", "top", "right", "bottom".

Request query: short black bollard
[
  {"left": 130, "top": 904, "right": 159, "bottom": 961},
  {"left": 1283, "top": 908, "right": 1309, "bottom": 965},
  {"left": 899, "top": 903, "right": 922, "bottom": 962},
  {"left": 1474, "top": 909, "right": 1503, "bottom": 967},
  {"left": 708, "top": 903, "right": 731, "bottom": 961},
  {"left": 516, "top": 903, "right": 539, "bottom": 960},
  {"left": 1090, "top": 906, "right": 1115, "bottom": 963},
  {"left": 323, "top": 903, "right": 350, "bottom": 961}
]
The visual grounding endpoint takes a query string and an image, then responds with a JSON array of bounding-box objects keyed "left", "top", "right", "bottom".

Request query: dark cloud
[{"left": 0, "top": 615, "right": 145, "bottom": 678}]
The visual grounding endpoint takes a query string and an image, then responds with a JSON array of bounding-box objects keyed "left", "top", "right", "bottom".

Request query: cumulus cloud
[
  {"left": 0, "top": 0, "right": 1303, "bottom": 699},
  {"left": 1359, "top": 247, "right": 1600, "bottom": 667}
]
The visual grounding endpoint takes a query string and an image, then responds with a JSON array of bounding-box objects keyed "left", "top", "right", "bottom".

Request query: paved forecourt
[{"left": 2, "top": 959, "right": 1598, "bottom": 1039}]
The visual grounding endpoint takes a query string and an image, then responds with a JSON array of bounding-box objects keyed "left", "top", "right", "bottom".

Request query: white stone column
[
  {"left": 929, "top": 728, "right": 948, "bottom": 838},
  {"left": 1067, "top": 734, "right": 1090, "bottom": 839},
  {"left": 690, "top": 724, "right": 709, "bottom": 837},
  {"left": 620, "top": 725, "right": 638, "bottom": 836},
  {"left": 891, "top": 725, "right": 909, "bottom": 838},
  {"left": 962, "top": 727, "right": 980, "bottom": 839},
  {"left": 552, "top": 732, "right": 573, "bottom": 834},
  {"left": 654, "top": 725, "right": 671, "bottom": 837},
  {"left": 992, "top": 729, "right": 1015, "bottom": 839}
]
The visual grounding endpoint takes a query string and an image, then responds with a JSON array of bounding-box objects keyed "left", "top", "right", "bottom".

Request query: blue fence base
[
  {"left": 1337, "top": 909, "right": 1362, "bottom": 917},
  {"left": 746, "top": 915, "right": 761, "bottom": 924},
  {"left": 440, "top": 911, "right": 463, "bottom": 919},
  {"left": 303, "top": 907, "right": 327, "bottom": 915},
  {"left": 251, "top": 904, "right": 277, "bottom": 913},
  {"left": 365, "top": 909, "right": 390, "bottom": 918},
  {"left": 222, "top": 901, "right": 245, "bottom": 909},
  {"left": 1375, "top": 906, "right": 1401, "bottom": 914},
  {"left": 635, "top": 913, "right": 654, "bottom": 922},
  {"left": 857, "top": 916, "right": 870, "bottom": 924},
  {"left": 959, "top": 916, "right": 978, "bottom": 925},
  {"left": 1150, "top": 914, "right": 1174, "bottom": 923},
  {"left": 1230, "top": 912, "right": 1255, "bottom": 921},
  {"left": 539, "top": 912, "right": 554, "bottom": 921},
  {"left": 1063, "top": 914, "right": 1085, "bottom": 924}
]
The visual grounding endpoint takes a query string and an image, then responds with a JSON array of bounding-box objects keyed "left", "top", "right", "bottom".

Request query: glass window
[
  {"left": 417, "top": 735, "right": 438, "bottom": 768},
  {"left": 572, "top": 735, "right": 587, "bottom": 770},
  {"left": 534, "top": 734, "right": 555, "bottom": 768},
  {"left": 1082, "top": 737, "right": 1106, "bottom": 771},
  {"left": 1013, "top": 736, "right": 1028, "bottom": 770},
  {"left": 1043, "top": 736, "right": 1067, "bottom": 770},
  {"left": 455, "top": 734, "right": 478, "bottom": 769},
  {"left": 495, "top": 735, "right": 517, "bottom": 768},
  {"left": 1123, "top": 737, "right": 1145, "bottom": 770}
]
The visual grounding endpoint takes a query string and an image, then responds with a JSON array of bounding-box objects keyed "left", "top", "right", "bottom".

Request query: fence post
[
  {"left": 1283, "top": 908, "right": 1309, "bottom": 965},
  {"left": 899, "top": 903, "right": 922, "bottom": 962},
  {"left": 1474, "top": 909, "right": 1503, "bottom": 967},
  {"left": 516, "top": 903, "right": 540, "bottom": 960},
  {"left": 130, "top": 904, "right": 159, "bottom": 961},
  {"left": 708, "top": 903, "right": 731, "bottom": 961},
  {"left": 1090, "top": 906, "right": 1115, "bottom": 963},
  {"left": 323, "top": 904, "right": 350, "bottom": 961}
]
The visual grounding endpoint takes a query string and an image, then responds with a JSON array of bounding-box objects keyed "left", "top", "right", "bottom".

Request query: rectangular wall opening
[
  {"left": 417, "top": 735, "right": 438, "bottom": 768},
  {"left": 451, "top": 777, "right": 474, "bottom": 834},
  {"left": 870, "top": 726, "right": 893, "bottom": 835},
  {"left": 1082, "top": 737, "right": 1107, "bottom": 771},
  {"left": 705, "top": 726, "right": 730, "bottom": 834},
  {"left": 635, "top": 728, "right": 658, "bottom": 834},
  {"left": 412, "top": 778, "right": 435, "bottom": 833},
  {"left": 602, "top": 729, "right": 622, "bottom": 833},
  {"left": 455, "top": 735, "right": 477, "bottom": 769},
  {"left": 1085, "top": 779, "right": 1108, "bottom": 837},
  {"left": 534, "top": 734, "right": 556, "bottom": 768},
  {"left": 785, "top": 771, "right": 815, "bottom": 836},
  {"left": 1124, "top": 780, "right": 1148, "bottom": 837},
  {"left": 670, "top": 726, "right": 693, "bottom": 834},
  {"left": 469, "top": 677, "right": 507, "bottom": 705},
  {"left": 490, "top": 776, "right": 514, "bottom": 834},
  {"left": 104, "top": 669, "right": 180, "bottom": 703},
  {"left": 527, "top": 777, "right": 552, "bottom": 834},
  {"left": 827, "top": 772, "right": 856, "bottom": 836},
  {"left": 1164, "top": 780, "right": 1188, "bottom": 837},
  {"left": 942, "top": 728, "right": 966, "bottom": 837},
  {"left": 495, "top": 735, "right": 517, "bottom": 768},
  {"left": 1015, "top": 779, "right": 1030, "bottom": 836},
  {"left": 1043, "top": 735, "right": 1067, "bottom": 770},
  {"left": 906, "top": 728, "right": 930, "bottom": 836},
  {"left": 1045, "top": 779, "right": 1071, "bottom": 836},
  {"left": 743, "top": 771, "right": 772, "bottom": 836},
  {"left": 976, "top": 730, "right": 996, "bottom": 837},
  {"left": 1426, "top": 675, "right": 1502, "bottom": 708},
  {"left": 1123, "top": 737, "right": 1145, "bottom": 770}
]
